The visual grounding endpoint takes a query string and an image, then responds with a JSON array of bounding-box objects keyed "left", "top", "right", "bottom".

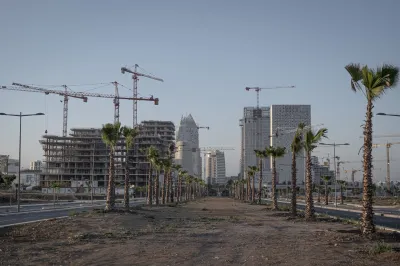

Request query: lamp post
[
  {"left": 376, "top": 112, "right": 400, "bottom": 117},
  {"left": 0, "top": 112, "right": 45, "bottom": 212},
  {"left": 318, "top": 142, "right": 350, "bottom": 207}
]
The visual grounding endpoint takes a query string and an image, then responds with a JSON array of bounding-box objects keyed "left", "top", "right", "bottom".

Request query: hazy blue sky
[{"left": 1, "top": 0, "right": 399, "bottom": 181}]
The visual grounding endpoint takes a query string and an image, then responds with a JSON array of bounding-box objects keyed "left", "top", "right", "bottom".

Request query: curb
[
  {"left": 0, "top": 216, "right": 70, "bottom": 229},
  {"left": 0, "top": 204, "right": 105, "bottom": 216},
  {"left": 314, "top": 213, "right": 400, "bottom": 234},
  {"left": 273, "top": 199, "right": 400, "bottom": 219}
]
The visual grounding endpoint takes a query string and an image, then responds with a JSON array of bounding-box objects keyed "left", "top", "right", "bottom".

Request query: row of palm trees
[
  {"left": 231, "top": 123, "right": 328, "bottom": 219},
  {"left": 232, "top": 63, "right": 399, "bottom": 236},
  {"left": 100, "top": 121, "right": 206, "bottom": 211},
  {"left": 144, "top": 145, "right": 206, "bottom": 205}
]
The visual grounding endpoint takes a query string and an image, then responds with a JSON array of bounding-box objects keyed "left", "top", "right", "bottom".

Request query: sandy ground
[{"left": 0, "top": 198, "right": 399, "bottom": 266}]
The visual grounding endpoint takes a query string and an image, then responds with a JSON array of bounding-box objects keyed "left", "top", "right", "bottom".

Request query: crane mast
[
  {"left": 121, "top": 64, "right": 164, "bottom": 127},
  {"left": 372, "top": 141, "right": 400, "bottom": 195}
]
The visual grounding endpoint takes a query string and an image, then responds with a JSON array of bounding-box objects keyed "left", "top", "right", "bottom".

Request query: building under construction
[{"left": 39, "top": 120, "right": 175, "bottom": 190}]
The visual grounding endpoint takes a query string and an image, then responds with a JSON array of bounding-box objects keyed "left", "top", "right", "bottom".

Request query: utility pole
[{"left": 319, "top": 142, "right": 350, "bottom": 207}]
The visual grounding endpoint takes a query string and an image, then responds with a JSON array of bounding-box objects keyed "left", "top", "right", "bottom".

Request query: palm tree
[
  {"left": 171, "top": 164, "right": 181, "bottom": 202},
  {"left": 154, "top": 158, "right": 164, "bottom": 206},
  {"left": 254, "top": 150, "right": 268, "bottom": 204},
  {"left": 290, "top": 123, "right": 305, "bottom": 216},
  {"left": 303, "top": 128, "right": 328, "bottom": 220},
  {"left": 101, "top": 122, "right": 123, "bottom": 211},
  {"left": 121, "top": 126, "right": 139, "bottom": 211},
  {"left": 345, "top": 63, "right": 399, "bottom": 235},
  {"left": 167, "top": 143, "right": 176, "bottom": 203},
  {"left": 265, "top": 146, "right": 286, "bottom": 210},
  {"left": 145, "top": 146, "right": 159, "bottom": 206},
  {"left": 321, "top": 175, "right": 331, "bottom": 205},
  {"left": 161, "top": 159, "right": 170, "bottom": 204},
  {"left": 247, "top": 166, "right": 258, "bottom": 203},
  {"left": 177, "top": 169, "right": 187, "bottom": 202},
  {"left": 337, "top": 180, "right": 347, "bottom": 205}
]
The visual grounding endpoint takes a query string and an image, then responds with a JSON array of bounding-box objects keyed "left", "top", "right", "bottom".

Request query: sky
[{"left": 1, "top": 0, "right": 400, "bottom": 181}]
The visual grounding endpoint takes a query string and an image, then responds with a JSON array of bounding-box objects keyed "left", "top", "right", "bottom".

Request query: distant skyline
[{"left": 1, "top": 0, "right": 399, "bottom": 181}]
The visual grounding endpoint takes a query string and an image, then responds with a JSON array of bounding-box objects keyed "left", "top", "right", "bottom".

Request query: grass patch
[
  {"left": 68, "top": 210, "right": 78, "bottom": 216},
  {"left": 369, "top": 241, "right": 393, "bottom": 255}
]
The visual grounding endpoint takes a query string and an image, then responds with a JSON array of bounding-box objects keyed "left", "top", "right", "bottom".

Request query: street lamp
[
  {"left": 0, "top": 112, "right": 45, "bottom": 212},
  {"left": 376, "top": 112, "right": 400, "bottom": 117},
  {"left": 318, "top": 142, "right": 350, "bottom": 207}
]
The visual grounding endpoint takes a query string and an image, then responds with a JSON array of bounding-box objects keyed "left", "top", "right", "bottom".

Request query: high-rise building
[
  {"left": 205, "top": 150, "right": 226, "bottom": 185},
  {"left": 39, "top": 120, "right": 175, "bottom": 189},
  {"left": 270, "top": 105, "right": 311, "bottom": 184},
  {"left": 240, "top": 107, "right": 271, "bottom": 185},
  {"left": 30, "top": 160, "right": 42, "bottom": 171},
  {"left": 176, "top": 114, "right": 202, "bottom": 177}
]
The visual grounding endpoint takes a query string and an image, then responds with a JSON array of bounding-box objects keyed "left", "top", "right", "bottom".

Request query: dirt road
[{"left": 0, "top": 197, "right": 399, "bottom": 265}]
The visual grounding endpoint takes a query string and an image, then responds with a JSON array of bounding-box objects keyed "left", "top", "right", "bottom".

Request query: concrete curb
[
  {"left": 273, "top": 199, "right": 400, "bottom": 219},
  {"left": 0, "top": 216, "right": 70, "bottom": 229},
  {"left": 314, "top": 213, "right": 400, "bottom": 234}
]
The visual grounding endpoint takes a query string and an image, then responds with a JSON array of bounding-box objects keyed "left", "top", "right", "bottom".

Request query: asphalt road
[
  {"left": 275, "top": 200, "right": 400, "bottom": 230},
  {"left": 0, "top": 201, "right": 105, "bottom": 214},
  {"left": 0, "top": 200, "right": 146, "bottom": 228}
]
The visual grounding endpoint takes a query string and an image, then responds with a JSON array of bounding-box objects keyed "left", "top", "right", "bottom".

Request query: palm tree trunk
[
  {"left": 325, "top": 184, "right": 329, "bottom": 205},
  {"left": 252, "top": 175, "right": 255, "bottom": 202},
  {"left": 361, "top": 99, "right": 375, "bottom": 234},
  {"left": 105, "top": 151, "right": 115, "bottom": 211},
  {"left": 258, "top": 159, "right": 263, "bottom": 204},
  {"left": 147, "top": 166, "right": 153, "bottom": 206},
  {"left": 291, "top": 152, "right": 297, "bottom": 216},
  {"left": 178, "top": 176, "right": 182, "bottom": 202},
  {"left": 340, "top": 186, "right": 344, "bottom": 205},
  {"left": 272, "top": 158, "right": 278, "bottom": 210},
  {"left": 305, "top": 152, "right": 315, "bottom": 219},
  {"left": 169, "top": 173, "right": 174, "bottom": 203},
  {"left": 155, "top": 171, "right": 160, "bottom": 205},
  {"left": 247, "top": 178, "right": 250, "bottom": 201},
  {"left": 124, "top": 154, "right": 130, "bottom": 211},
  {"left": 162, "top": 170, "right": 167, "bottom": 204}
]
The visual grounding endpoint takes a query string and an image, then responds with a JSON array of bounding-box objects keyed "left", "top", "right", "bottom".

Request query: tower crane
[
  {"left": 1, "top": 83, "right": 159, "bottom": 137},
  {"left": 121, "top": 64, "right": 164, "bottom": 127},
  {"left": 197, "top": 126, "right": 210, "bottom": 130},
  {"left": 372, "top": 141, "right": 400, "bottom": 194},
  {"left": 373, "top": 134, "right": 400, "bottom": 138},
  {"left": 245, "top": 85, "right": 295, "bottom": 108},
  {"left": 344, "top": 169, "right": 362, "bottom": 185}
]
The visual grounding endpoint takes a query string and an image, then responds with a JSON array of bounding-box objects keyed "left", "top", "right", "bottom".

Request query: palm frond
[
  {"left": 121, "top": 126, "right": 139, "bottom": 150},
  {"left": 345, "top": 63, "right": 363, "bottom": 92},
  {"left": 380, "top": 64, "right": 399, "bottom": 87},
  {"left": 101, "top": 122, "right": 122, "bottom": 149},
  {"left": 303, "top": 128, "right": 328, "bottom": 152},
  {"left": 265, "top": 146, "right": 286, "bottom": 158}
]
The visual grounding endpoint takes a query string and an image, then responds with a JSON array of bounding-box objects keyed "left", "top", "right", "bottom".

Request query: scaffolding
[{"left": 39, "top": 121, "right": 175, "bottom": 189}]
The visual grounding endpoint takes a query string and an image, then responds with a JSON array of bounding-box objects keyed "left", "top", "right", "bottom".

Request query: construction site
[
  {"left": 1, "top": 65, "right": 176, "bottom": 192},
  {"left": 39, "top": 121, "right": 175, "bottom": 190}
]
